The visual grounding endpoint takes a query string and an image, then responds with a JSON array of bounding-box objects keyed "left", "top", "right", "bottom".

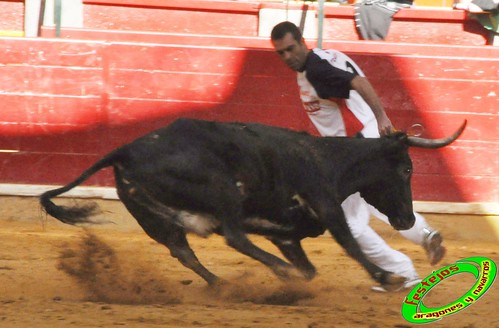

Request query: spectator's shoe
[
  {"left": 423, "top": 229, "right": 446, "bottom": 266},
  {"left": 371, "top": 277, "right": 421, "bottom": 293}
]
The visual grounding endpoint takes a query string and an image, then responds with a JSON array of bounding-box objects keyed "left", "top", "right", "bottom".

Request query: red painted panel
[
  {"left": 390, "top": 113, "right": 495, "bottom": 142},
  {"left": 412, "top": 175, "right": 498, "bottom": 203},
  {"left": 0, "top": 1, "right": 23, "bottom": 31},
  {"left": 104, "top": 43, "right": 248, "bottom": 72},
  {"left": 238, "top": 49, "right": 293, "bottom": 77},
  {"left": 0, "top": 96, "right": 105, "bottom": 136},
  {"left": 324, "top": 41, "right": 499, "bottom": 57},
  {"left": 0, "top": 152, "right": 114, "bottom": 186},
  {"left": 375, "top": 80, "right": 497, "bottom": 117},
  {"left": 76, "top": 0, "right": 490, "bottom": 45},
  {"left": 400, "top": 82, "right": 496, "bottom": 116},
  {"left": 107, "top": 70, "right": 300, "bottom": 107},
  {"left": 412, "top": 145, "right": 497, "bottom": 177},
  {"left": 0, "top": 66, "right": 102, "bottom": 96},
  {"left": 196, "top": 102, "right": 314, "bottom": 133},
  {"left": 38, "top": 27, "right": 497, "bottom": 56},
  {"left": 83, "top": 0, "right": 261, "bottom": 13},
  {"left": 2, "top": 0, "right": 493, "bottom": 46},
  {"left": 107, "top": 70, "right": 239, "bottom": 102},
  {"left": 322, "top": 13, "right": 488, "bottom": 45},
  {"left": 106, "top": 99, "right": 213, "bottom": 126},
  {"left": 104, "top": 99, "right": 312, "bottom": 133},
  {"left": 0, "top": 36, "right": 496, "bottom": 203},
  {"left": 41, "top": 27, "right": 271, "bottom": 48},
  {"left": 226, "top": 76, "right": 301, "bottom": 107},
  {"left": 83, "top": 5, "right": 257, "bottom": 36},
  {"left": 356, "top": 55, "right": 499, "bottom": 81},
  {"left": 0, "top": 38, "right": 104, "bottom": 66},
  {"left": 386, "top": 20, "right": 488, "bottom": 45},
  {"left": 9, "top": 120, "right": 110, "bottom": 154}
]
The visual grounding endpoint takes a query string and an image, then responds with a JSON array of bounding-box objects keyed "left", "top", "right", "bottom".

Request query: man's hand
[{"left": 377, "top": 115, "right": 394, "bottom": 136}]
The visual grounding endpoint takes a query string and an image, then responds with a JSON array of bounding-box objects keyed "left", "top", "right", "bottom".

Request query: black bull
[{"left": 40, "top": 118, "right": 466, "bottom": 288}]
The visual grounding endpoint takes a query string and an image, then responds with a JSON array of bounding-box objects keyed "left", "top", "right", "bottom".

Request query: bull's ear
[
  {"left": 386, "top": 131, "right": 409, "bottom": 143},
  {"left": 354, "top": 132, "right": 364, "bottom": 139},
  {"left": 384, "top": 132, "right": 410, "bottom": 153}
]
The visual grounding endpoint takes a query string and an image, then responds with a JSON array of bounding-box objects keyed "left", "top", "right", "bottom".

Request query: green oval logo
[{"left": 401, "top": 256, "right": 497, "bottom": 324}]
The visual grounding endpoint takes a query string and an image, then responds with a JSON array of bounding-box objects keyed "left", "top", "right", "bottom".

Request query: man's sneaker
[
  {"left": 423, "top": 229, "right": 446, "bottom": 266},
  {"left": 371, "top": 277, "right": 421, "bottom": 293}
]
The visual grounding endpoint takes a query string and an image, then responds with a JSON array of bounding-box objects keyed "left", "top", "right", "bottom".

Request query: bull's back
[
  {"left": 114, "top": 119, "right": 322, "bottom": 200},
  {"left": 122, "top": 119, "right": 318, "bottom": 164}
]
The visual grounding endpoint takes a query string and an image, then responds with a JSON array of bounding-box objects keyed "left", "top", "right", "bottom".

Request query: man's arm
[{"left": 350, "top": 75, "right": 393, "bottom": 136}]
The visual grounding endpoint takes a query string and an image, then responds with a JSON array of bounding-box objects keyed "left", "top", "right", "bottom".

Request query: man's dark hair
[{"left": 271, "top": 21, "right": 303, "bottom": 42}]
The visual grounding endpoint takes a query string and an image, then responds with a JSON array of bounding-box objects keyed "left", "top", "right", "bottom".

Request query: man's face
[{"left": 272, "top": 32, "right": 309, "bottom": 72}]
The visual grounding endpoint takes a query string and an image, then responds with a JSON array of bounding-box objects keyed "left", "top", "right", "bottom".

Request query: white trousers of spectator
[
  {"left": 305, "top": 90, "right": 433, "bottom": 279},
  {"left": 343, "top": 193, "right": 421, "bottom": 279}
]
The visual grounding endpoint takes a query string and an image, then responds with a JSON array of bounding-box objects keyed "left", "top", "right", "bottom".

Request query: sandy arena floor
[{"left": 0, "top": 196, "right": 497, "bottom": 328}]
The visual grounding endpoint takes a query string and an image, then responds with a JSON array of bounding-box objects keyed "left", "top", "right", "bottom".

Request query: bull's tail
[{"left": 40, "top": 151, "right": 119, "bottom": 225}]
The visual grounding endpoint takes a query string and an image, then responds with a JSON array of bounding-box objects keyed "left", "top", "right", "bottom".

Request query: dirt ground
[{"left": 0, "top": 196, "right": 498, "bottom": 328}]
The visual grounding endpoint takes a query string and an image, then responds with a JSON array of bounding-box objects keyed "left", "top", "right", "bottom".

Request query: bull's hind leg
[
  {"left": 268, "top": 237, "right": 316, "bottom": 280},
  {"left": 161, "top": 228, "right": 220, "bottom": 285},
  {"left": 128, "top": 205, "right": 219, "bottom": 285},
  {"left": 115, "top": 182, "right": 220, "bottom": 285},
  {"left": 126, "top": 205, "right": 219, "bottom": 285}
]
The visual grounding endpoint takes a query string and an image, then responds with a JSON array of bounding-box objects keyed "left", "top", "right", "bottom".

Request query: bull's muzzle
[{"left": 391, "top": 214, "right": 416, "bottom": 231}]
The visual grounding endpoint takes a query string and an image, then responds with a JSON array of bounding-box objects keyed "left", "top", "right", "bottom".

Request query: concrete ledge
[
  {"left": 1, "top": 183, "right": 497, "bottom": 215},
  {"left": 0, "top": 184, "right": 119, "bottom": 200},
  {"left": 413, "top": 201, "right": 499, "bottom": 216},
  {"left": 258, "top": 8, "right": 317, "bottom": 38}
]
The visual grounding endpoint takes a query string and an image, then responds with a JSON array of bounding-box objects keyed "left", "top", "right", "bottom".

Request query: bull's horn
[{"left": 407, "top": 120, "right": 467, "bottom": 149}]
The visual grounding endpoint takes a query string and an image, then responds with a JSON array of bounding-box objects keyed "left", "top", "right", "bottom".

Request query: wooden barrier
[
  {"left": 0, "top": 36, "right": 497, "bottom": 206},
  {"left": 0, "top": 1, "right": 497, "bottom": 209},
  {"left": 0, "top": 0, "right": 493, "bottom": 45},
  {"left": 0, "top": 1, "right": 24, "bottom": 36}
]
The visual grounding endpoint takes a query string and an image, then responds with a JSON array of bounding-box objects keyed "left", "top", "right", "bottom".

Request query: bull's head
[{"left": 358, "top": 121, "right": 466, "bottom": 231}]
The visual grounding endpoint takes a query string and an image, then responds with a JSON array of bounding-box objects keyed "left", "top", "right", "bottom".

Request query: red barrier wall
[
  {"left": 0, "top": 36, "right": 497, "bottom": 204},
  {"left": 0, "top": 1, "right": 23, "bottom": 33},
  {"left": 0, "top": 0, "right": 497, "bottom": 204},
  {"left": 78, "top": 1, "right": 490, "bottom": 45},
  {"left": 0, "top": 0, "right": 493, "bottom": 45}
]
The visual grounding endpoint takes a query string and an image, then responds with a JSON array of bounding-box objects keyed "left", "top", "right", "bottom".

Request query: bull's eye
[{"left": 404, "top": 168, "right": 412, "bottom": 175}]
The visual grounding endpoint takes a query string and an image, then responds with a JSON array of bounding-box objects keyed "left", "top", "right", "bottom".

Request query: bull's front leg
[{"left": 317, "top": 204, "right": 405, "bottom": 287}]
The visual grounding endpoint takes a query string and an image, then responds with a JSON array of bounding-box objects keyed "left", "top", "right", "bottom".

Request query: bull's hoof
[
  {"left": 206, "top": 275, "right": 225, "bottom": 287},
  {"left": 296, "top": 265, "right": 317, "bottom": 281},
  {"left": 273, "top": 264, "right": 304, "bottom": 281},
  {"left": 207, "top": 277, "right": 230, "bottom": 290},
  {"left": 374, "top": 271, "right": 405, "bottom": 285},
  {"left": 384, "top": 273, "right": 406, "bottom": 285},
  {"left": 302, "top": 269, "right": 317, "bottom": 281}
]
